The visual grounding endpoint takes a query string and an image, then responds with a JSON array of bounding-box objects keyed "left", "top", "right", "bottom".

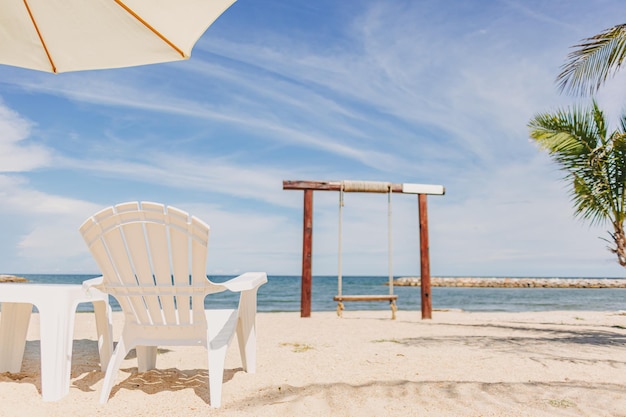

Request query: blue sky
[{"left": 1, "top": 0, "right": 626, "bottom": 277}]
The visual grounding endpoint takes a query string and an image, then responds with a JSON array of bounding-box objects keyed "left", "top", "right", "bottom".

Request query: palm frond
[
  {"left": 557, "top": 24, "right": 626, "bottom": 96},
  {"left": 571, "top": 173, "right": 612, "bottom": 225},
  {"left": 590, "top": 100, "right": 607, "bottom": 141},
  {"left": 528, "top": 102, "right": 626, "bottom": 229},
  {"left": 620, "top": 112, "right": 626, "bottom": 134},
  {"left": 528, "top": 103, "right": 601, "bottom": 165}
]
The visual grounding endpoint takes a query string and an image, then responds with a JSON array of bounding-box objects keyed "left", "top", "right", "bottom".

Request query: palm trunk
[{"left": 610, "top": 222, "right": 626, "bottom": 267}]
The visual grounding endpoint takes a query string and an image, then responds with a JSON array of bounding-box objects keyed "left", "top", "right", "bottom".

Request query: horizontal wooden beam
[
  {"left": 283, "top": 180, "right": 445, "bottom": 195},
  {"left": 283, "top": 180, "right": 352, "bottom": 191}
]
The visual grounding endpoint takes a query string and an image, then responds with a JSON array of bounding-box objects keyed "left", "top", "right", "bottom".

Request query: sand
[{"left": 1, "top": 309, "right": 625, "bottom": 417}]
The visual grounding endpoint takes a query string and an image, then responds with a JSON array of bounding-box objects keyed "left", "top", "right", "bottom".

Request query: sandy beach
[{"left": 1, "top": 309, "right": 625, "bottom": 417}]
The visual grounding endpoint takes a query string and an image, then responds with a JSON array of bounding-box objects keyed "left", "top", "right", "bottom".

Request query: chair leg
[
  {"left": 93, "top": 300, "right": 113, "bottom": 371},
  {"left": 0, "top": 302, "right": 32, "bottom": 373},
  {"left": 207, "top": 344, "right": 228, "bottom": 408},
  {"left": 100, "top": 337, "right": 131, "bottom": 404},
  {"left": 206, "top": 309, "right": 239, "bottom": 408},
  {"left": 236, "top": 306, "right": 258, "bottom": 372},
  {"left": 136, "top": 346, "right": 157, "bottom": 372},
  {"left": 236, "top": 290, "right": 259, "bottom": 373}
]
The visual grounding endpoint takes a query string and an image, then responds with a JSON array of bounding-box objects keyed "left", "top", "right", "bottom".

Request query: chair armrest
[
  {"left": 82, "top": 276, "right": 105, "bottom": 293},
  {"left": 220, "top": 272, "right": 267, "bottom": 293}
]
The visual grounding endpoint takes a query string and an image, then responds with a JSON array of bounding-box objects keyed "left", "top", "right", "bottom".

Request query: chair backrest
[{"left": 80, "top": 202, "right": 220, "bottom": 327}]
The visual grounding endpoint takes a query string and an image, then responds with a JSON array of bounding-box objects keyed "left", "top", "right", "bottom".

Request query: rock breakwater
[
  {"left": 394, "top": 277, "right": 626, "bottom": 288},
  {"left": 0, "top": 274, "right": 28, "bottom": 283}
]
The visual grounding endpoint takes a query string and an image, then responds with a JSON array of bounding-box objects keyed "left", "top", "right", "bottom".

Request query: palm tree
[
  {"left": 528, "top": 100, "right": 626, "bottom": 266},
  {"left": 557, "top": 24, "right": 626, "bottom": 96}
]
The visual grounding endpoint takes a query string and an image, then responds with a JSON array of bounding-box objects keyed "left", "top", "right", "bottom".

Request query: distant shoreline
[{"left": 395, "top": 277, "right": 626, "bottom": 288}]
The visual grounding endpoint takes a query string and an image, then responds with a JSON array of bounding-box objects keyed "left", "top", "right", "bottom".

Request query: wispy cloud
[
  {"left": 0, "top": 174, "right": 103, "bottom": 272},
  {"left": 56, "top": 151, "right": 297, "bottom": 208},
  {"left": 499, "top": 0, "right": 579, "bottom": 32},
  {"left": 9, "top": 70, "right": 412, "bottom": 173},
  {"left": 0, "top": 100, "right": 52, "bottom": 172},
  {"left": 198, "top": 1, "right": 565, "bottom": 172}
]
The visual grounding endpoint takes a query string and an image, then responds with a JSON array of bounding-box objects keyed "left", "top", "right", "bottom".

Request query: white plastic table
[{"left": 0, "top": 283, "right": 113, "bottom": 401}]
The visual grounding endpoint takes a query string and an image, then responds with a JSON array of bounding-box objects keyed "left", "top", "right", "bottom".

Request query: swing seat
[
  {"left": 333, "top": 295, "right": 398, "bottom": 302},
  {"left": 333, "top": 295, "right": 398, "bottom": 319}
]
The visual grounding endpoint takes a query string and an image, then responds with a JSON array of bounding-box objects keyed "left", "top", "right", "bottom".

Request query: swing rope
[
  {"left": 338, "top": 182, "right": 344, "bottom": 298},
  {"left": 388, "top": 184, "right": 393, "bottom": 296}
]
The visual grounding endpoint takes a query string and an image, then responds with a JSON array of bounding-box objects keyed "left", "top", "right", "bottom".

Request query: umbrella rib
[
  {"left": 22, "top": 0, "right": 57, "bottom": 73},
  {"left": 113, "top": 0, "right": 186, "bottom": 59}
]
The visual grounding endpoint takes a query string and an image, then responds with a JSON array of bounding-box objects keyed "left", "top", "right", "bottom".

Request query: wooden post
[
  {"left": 301, "top": 190, "right": 313, "bottom": 317},
  {"left": 419, "top": 194, "right": 432, "bottom": 319}
]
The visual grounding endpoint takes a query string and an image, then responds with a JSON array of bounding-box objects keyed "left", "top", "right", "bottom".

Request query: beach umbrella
[{"left": 0, "top": 0, "right": 236, "bottom": 74}]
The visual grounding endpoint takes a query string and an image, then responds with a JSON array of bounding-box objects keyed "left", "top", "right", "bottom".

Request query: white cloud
[
  {"left": 180, "top": 202, "right": 302, "bottom": 275},
  {"left": 0, "top": 101, "right": 51, "bottom": 172},
  {"left": 13, "top": 72, "right": 410, "bottom": 172},
  {"left": 0, "top": 174, "right": 103, "bottom": 272},
  {"left": 428, "top": 156, "right": 626, "bottom": 277},
  {"left": 56, "top": 152, "right": 301, "bottom": 208}
]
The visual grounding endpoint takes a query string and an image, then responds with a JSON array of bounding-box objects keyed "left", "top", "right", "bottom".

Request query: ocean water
[{"left": 9, "top": 274, "right": 626, "bottom": 313}]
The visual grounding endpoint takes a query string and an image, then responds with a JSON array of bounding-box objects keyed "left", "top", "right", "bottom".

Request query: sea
[{"left": 11, "top": 274, "right": 626, "bottom": 313}]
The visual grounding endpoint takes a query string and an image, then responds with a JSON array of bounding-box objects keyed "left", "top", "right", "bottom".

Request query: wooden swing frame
[{"left": 283, "top": 179, "right": 445, "bottom": 319}]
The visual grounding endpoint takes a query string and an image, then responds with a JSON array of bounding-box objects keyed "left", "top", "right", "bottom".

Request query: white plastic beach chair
[{"left": 79, "top": 202, "right": 267, "bottom": 407}]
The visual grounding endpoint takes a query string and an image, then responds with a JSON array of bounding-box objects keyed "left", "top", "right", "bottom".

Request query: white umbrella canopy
[{"left": 0, "top": 0, "right": 236, "bottom": 73}]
